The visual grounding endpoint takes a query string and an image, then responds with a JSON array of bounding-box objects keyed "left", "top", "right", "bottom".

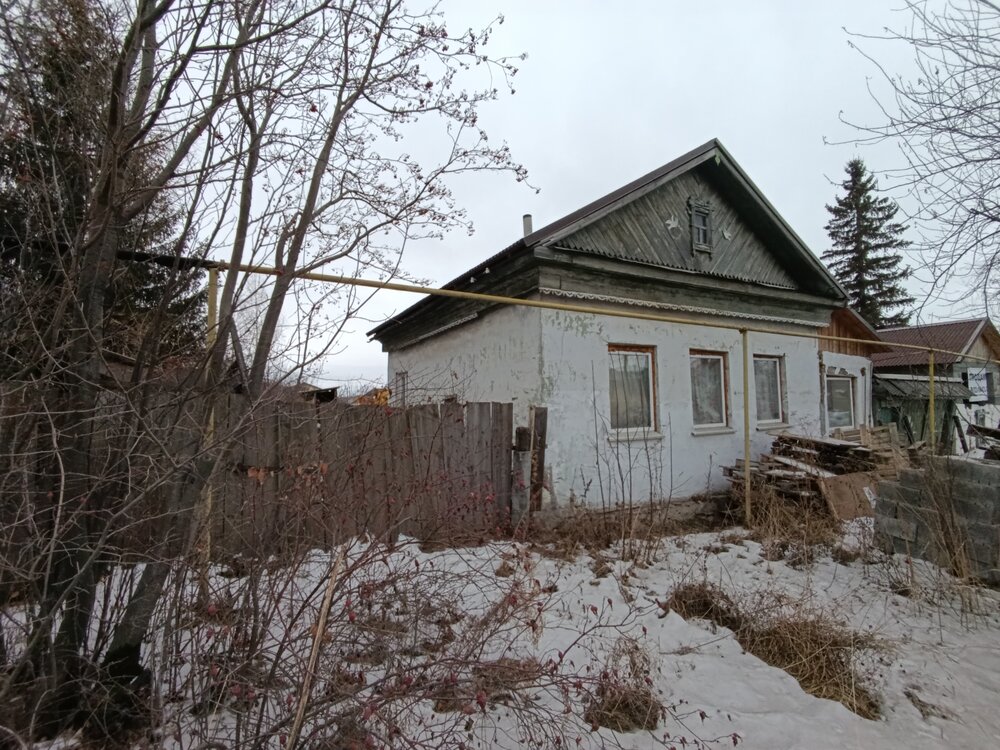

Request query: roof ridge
[{"left": 878, "top": 316, "right": 988, "bottom": 332}]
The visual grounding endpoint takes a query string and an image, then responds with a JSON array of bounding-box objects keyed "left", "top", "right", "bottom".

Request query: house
[
  {"left": 873, "top": 318, "right": 1000, "bottom": 452},
  {"left": 817, "top": 307, "right": 891, "bottom": 434},
  {"left": 369, "top": 139, "right": 873, "bottom": 506}
]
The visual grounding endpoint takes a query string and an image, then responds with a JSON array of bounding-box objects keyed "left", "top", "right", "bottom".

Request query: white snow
[{"left": 16, "top": 521, "right": 1000, "bottom": 749}]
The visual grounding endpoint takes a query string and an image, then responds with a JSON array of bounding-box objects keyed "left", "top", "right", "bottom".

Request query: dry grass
[
  {"left": 472, "top": 657, "right": 545, "bottom": 696},
  {"left": 583, "top": 682, "right": 661, "bottom": 732},
  {"left": 663, "top": 582, "right": 882, "bottom": 719},
  {"left": 746, "top": 485, "right": 840, "bottom": 550},
  {"left": 741, "top": 615, "right": 881, "bottom": 719},
  {"left": 428, "top": 657, "right": 545, "bottom": 714},
  {"left": 522, "top": 499, "right": 727, "bottom": 561},
  {"left": 661, "top": 582, "right": 743, "bottom": 632},
  {"left": 583, "top": 638, "right": 663, "bottom": 733}
]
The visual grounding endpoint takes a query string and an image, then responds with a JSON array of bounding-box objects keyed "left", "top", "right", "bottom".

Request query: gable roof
[
  {"left": 370, "top": 138, "right": 846, "bottom": 340},
  {"left": 872, "top": 318, "right": 1000, "bottom": 367}
]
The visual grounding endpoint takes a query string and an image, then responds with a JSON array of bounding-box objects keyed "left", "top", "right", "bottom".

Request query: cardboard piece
[{"left": 818, "top": 472, "right": 878, "bottom": 521}]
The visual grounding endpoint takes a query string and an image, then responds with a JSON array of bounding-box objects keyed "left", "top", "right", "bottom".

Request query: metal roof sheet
[
  {"left": 873, "top": 375, "right": 974, "bottom": 400},
  {"left": 872, "top": 319, "right": 986, "bottom": 368}
]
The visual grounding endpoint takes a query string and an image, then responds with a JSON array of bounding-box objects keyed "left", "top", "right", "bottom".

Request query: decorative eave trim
[
  {"left": 550, "top": 243, "right": 800, "bottom": 290},
  {"left": 391, "top": 313, "right": 479, "bottom": 351},
  {"left": 538, "top": 287, "right": 826, "bottom": 328}
]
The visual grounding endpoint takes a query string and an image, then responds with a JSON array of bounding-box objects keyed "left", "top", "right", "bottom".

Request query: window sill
[
  {"left": 690, "top": 425, "right": 735, "bottom": 437},
  {"left": 608, "top": 429, "right": 664, "bottom": 444},
  {"left": 756, "top": 422, "right": 790, "bottom": 433}
]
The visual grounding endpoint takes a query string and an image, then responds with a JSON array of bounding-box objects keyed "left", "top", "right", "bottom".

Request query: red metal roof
[{"left": 872, "top": 318, "right": 987, "bottom": 368}]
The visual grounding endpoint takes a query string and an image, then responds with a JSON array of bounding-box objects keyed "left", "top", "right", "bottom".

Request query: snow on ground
[
  {"left": 23, "top": 521, "right": 1000, "bottom": 749},
  {"left": 526, "top": 520, "right": 1000, "bottom": 750}
]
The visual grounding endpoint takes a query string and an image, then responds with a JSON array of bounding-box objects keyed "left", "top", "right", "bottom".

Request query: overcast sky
[{"left": 317, "top": 1, "right": 936, "bottom": 386}]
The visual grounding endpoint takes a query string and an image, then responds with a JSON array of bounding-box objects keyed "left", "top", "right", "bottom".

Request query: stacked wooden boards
[{"left": 724, "top": 429, "right": 907, "bottom": 521}]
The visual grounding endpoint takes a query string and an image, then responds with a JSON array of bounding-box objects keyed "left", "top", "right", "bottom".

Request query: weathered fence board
[{"left": 0, "top": 391, "right": 516, "bottom": 562}]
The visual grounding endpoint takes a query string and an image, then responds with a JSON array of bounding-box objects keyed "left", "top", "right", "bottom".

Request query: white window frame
[
  {"left": 825, "top": 376, "right": 856, "bottom": 429},
  {"left": 608, "top": 345, "right": 657, "bottom": 433},
  {"left": 753, "top": 355, "right": 785, "bottom": 425},
  {"left": 690, "top": 351, "right": 729, "bottom": 428}
]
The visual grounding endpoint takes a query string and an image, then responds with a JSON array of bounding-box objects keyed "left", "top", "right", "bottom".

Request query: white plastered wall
[
  {"left": 538, "top": 307, "right": 823, "bottom": 506},
  {"left": 386, "top": 304, "right": 543, "bottom": 427}
]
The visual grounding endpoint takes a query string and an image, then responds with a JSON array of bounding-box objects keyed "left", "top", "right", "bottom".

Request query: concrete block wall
[{"left": 875, "top": 457, "right": 1000, "bottom": 584}]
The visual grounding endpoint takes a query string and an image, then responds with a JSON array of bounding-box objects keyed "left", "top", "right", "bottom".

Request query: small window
[
  {"left": 609, "top": 345, "right": 656, "bottom": 430},
  {"left": 690, "top": 351, "right": 728, "bottom": 427},
  {"left": 692, "top": 210, "right": 709, "bottom": 245},
  {"left": 753, "top": 356, "right": 784, "bottom": 423},
  {"left": 688, "top": 198, "right": 712, "bottom": 252},
  {"left": 826, "top": 376, "right": 855, "bottom": 429}
]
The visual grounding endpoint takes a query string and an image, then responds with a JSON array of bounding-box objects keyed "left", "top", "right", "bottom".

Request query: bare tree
[
  {"left": 0, "top": 0, "right": 529, "bottom": 739},
  {"left": 845, "top": 0, "right": 1000, "bottom": 314}
]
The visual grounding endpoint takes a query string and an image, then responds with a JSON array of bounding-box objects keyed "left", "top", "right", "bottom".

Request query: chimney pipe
[{"left": 522, "top": 213, "right": 533, "bottom": 237}]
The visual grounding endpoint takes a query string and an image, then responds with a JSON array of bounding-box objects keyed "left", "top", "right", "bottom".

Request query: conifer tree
[
  {"left": 0, "top": 0, "right": 205, "bottom": 371},
  {"left": 823, "top": 158, "right": 914, "bottom": 328}
]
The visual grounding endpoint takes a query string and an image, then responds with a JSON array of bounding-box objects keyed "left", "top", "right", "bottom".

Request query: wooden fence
[
  {"left": 0, "top": 385, "right": 518, "bottom": 563},
  {"left": 207, "top": 396, "right": 515, "bottom": 557}
]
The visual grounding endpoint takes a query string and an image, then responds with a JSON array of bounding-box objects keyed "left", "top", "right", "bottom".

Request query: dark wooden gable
[
  {"left": 555, "top": 170, "right": 798, "bottom": 289},
  {"left": 370, "top": 139, "right": 846, "bottom": 347}
]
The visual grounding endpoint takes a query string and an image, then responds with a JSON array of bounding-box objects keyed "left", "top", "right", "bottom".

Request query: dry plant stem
[
  {"left": 286, "top": 546, "right": 346, "bottom": 750},
  {"left": 0, "top": 724, "right": 28, "bottom": 750}
]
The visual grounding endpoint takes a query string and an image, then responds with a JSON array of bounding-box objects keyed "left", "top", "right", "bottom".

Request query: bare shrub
[{"left": 134, "top": 538, "right": 620, "bottom": 748}]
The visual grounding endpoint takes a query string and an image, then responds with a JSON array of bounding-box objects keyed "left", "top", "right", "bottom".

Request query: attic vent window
[{"left": 688, "top": 198, "right": 713, "bottom": 254}]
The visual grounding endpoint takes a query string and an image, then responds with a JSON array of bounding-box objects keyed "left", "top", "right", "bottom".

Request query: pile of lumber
[
  {"left": 773, "top": 433, "right": 879, "bottom": 474},
  {"left": 831, "top": 424, "right": 907, "bottom": 479},
  {"left": 723, "top": 428, "right": 909, "bottom": 521}
]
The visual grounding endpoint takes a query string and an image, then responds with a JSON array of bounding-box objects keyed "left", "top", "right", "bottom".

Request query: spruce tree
[
  {"left": 0, "top": 0, "right": 205, "bottom": 370},
  {"left": 823, "top": 158, "right": 914, "bottom": 328}
]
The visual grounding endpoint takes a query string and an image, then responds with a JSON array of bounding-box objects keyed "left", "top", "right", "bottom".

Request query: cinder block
[
  {"left": 874, "top": 499, "right": 899, "bottom": 520},
  {"left": 899, "top": 468, "right": 926, "bottom": 489},
  {"left": 897, "top": 502, "right": 939, "bottom": 532},
  {"left": 877, "top": 516, "right": 918, "bottom": 543},
  {"left": 964, "top": 523, "right": 999, "bottom": 562},
  {"left": 878, "top": 481, "right": 904, "bottom": 502},
  {"left": 953, "top": 496, "right": 1000, "bottom": 526},
  {"left": 890, "top": 534, "right": 912, "bottom": 557},
  {"left": 928, "top": 456, "right": 1000, "bottom": 486},
  {"left": 901, "top": 484, "right": 933, "bottom": 506}
]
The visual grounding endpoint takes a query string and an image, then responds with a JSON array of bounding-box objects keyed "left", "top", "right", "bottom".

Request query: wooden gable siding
[
  {"left": 555, "top": 171, "right": 798, "bottom": 290},
  {"left": 966, "top": 332, "right": 1000, "bottom": 362},
  {"left": 820, "top": 310, "right": 876, "bottom": 356}
]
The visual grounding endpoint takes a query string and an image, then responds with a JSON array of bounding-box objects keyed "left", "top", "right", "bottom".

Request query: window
[
  {"left": 753, "top": 356, "right": 784, "bottom": 423},
  {"left": 692, "top": 210, "right": 709, "bottom": 245},
  {"left": 688, "top": 198, "right": 712, "bottom": 252},
  {"left": 609, "top": 345, "right": 656, "bottom": 430},
  {"left": 826, "top": 376, "right": 855, "bottom": 429},
  {"left": 690, "top": 351, "right": 728, "bottom": 427}
]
